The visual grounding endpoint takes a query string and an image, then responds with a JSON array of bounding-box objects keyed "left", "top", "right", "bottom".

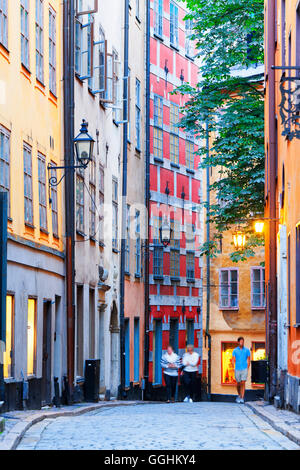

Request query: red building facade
[{"left": 148, "top": 0, "right": 203, "bottom": 392}]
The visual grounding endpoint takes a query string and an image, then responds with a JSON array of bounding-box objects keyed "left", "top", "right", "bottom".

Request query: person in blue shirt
[{"left": 232, "top": 337, "right": 251, "bottom": 404}]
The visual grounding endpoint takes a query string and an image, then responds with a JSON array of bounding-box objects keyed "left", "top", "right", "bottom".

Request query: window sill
[
  {"left": 90, "top": 236, "right": 97, "bottom": 243},
  {"left": 113, "top": 119, "right": 119, "bottom": 128},
  {"left": 186, "top": 278, "right": 195, "bottom": 284},
  {"left": 219, "top": 307, "right": 239, "bottom": 311},
  {"left": 0, "top": 42, "right": 9, "bottom": 56},
  {"left": 25, "top": 222, "right": 35, "bottom": 230},
  {"left": 185, "top": 54, "right": 195, "bottom": 62},
  {"left": 49, "top": 90, "right": 58, "bottom": 101},
  {"left": 170, "top": 162, "right": 180, "bottom": 169},
  {"left": 135, "top": 273, "right": 141, "bottom": 279},
  {"left": 153, "top": 33, "right": 164, "bottom": 42},
  {"left": 170, "top": 43, "right": 179, "bottom": 52},
  {"left": 186, "top": 168, "right": 195, "bottom": 175},
  {"left": 293, "top": 323, "right": 300, "bottom": 328},
  {"left": 112, "top": 248, "right": 119, "bottom": 254},
  {"left": 153, "top": 157, "right": 164, "bottom": 165},
  {"left": 36, "top": 77, "right": 45, "bottom": 88},
  {"left": 170, "top": 276, "right": 180, "bottom": 283},
  {"left": 21, "top": 63, "right": 31, "bottom": 75},
  {"left": 221, "top": 382, "right": 236, "bottom": 386},
  {"left": 251, "top": 307, "right": 265, "bottom": 311},
  {"left": 99, "top": 240, "right": 105, "bottom": 248},
  {"left": 53, "top": 233, "right": 59, "bottom": 240},
  {"left": 153, "top": 275, "right": 164, "bottom": 281},
  {"left": 40, "top": 228, "right": 49, "bottom": 235},
  {"left": 75, "top": 73, "right": 84, "bottom": 84},
  {"left": 135, "top": 147, "right": 141, "bottom": 155},
  {"left": 76, "top": 230, "right": 86, "bottom": 238},
  {"left": 124, "top": 271, "right": 130, "bottom": 277}
]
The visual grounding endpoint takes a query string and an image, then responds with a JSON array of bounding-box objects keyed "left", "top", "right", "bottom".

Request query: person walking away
[
  {"left": 161, "top": 345, "right": 181, "bottom": 403},
  {"left": 232, "top": 337, "right": 250, "bottom": 404},
  {"left": 182, "top": 345, "right": 199, "bottom": 403}
]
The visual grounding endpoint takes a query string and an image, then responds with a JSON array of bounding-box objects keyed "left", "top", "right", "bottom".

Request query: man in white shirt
[{"left": 182, "top": 345, "right": 199, "bottom": 403}]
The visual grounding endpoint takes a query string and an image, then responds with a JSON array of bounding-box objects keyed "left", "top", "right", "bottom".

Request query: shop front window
[{"left": 221, "top": 342, "right": 237, "bottom": 385}]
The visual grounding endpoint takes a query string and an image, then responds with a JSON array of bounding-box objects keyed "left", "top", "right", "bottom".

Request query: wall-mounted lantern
[
  {"left": 233, "top": 229, "right": 246, "bottom": 250},
  {"left": 159, "top": 217, "right": 172, "bottom": 247}
]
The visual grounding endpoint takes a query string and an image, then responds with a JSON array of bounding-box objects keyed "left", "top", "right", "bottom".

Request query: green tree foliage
[{"left": 176, "top": 0, "right": 265, "bottom": 261}]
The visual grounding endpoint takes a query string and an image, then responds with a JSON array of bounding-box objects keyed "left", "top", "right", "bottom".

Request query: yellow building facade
[{"left": 0, "top": 1, "right": 66, "bottom": 410}]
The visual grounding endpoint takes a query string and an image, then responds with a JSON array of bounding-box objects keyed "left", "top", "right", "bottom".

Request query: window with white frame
[
  {"left": 89, "top": 158, "right": 96, "bottom": 237},
  {"left": 125, "top": 204, "right": 130, "bottom": 273},
  {"left": 136, "top": 0, "right": 140, "bottom": 20},
  {"left": 185, "top": 18, "right": 194, "bottom": 57},
  {"left": 75, "top": 14, "right": 93, "bottom": 80},
  {"left": 112, "top": 177, "right": 118, "bottom": 250},
  {"left": 49, "top": 6, "right": 56, "bottom": 94},
  {"left": 0, "top": 126, "right": 10, "bottom": 214},
  {"left": 90, "top": 26, "right": 107, "bottom": 94},
  {"left": 36, "top": 0, "right": 44, "bottom": 83},
  {"left": 170, "top": 102, "right": 179, "bottom": 164},
  {"left": 186, "top": 251, "right": 195, "bottom": 280},
  {"left": 219, "top": 269, "right": 239, "bottom": 309},
  {"left": 185, "top": 223, "right": 196, "bottom": 251},
  {"left": 38, "top": 153, "right": 47, "bottom": 231},
  {"left": 135, "top": 78, "right": 141, "bottom": 149},
  {"left": 113, "top": 50, "right": 122, "bottom": 122},
  {"left": 251, "top": 267, "right": 265, "bottom": 309},
  {"left": 153, "top": 94, "right": 163, "bottom": 159},
  {"left": 50, "top": 163, "right": 58, "bottom": 236},
  {"left": 154, "top": 0, "right": 163, "bottom": 37},
  {"left": 23, "top": 144, "right": 33, "bottom": 225},
  {"left": 76, "top": 171, "right": 84, "bottom": 233},
  {"left": 135, "top": 209, "right": 141, "bottom": 276},
  {"left": 21, "top": 0, "right": 30, "bottom": 68},
  {"left": 127, "top": 68, "right": 131, "bottom": 141},
  {"left": 99, "top": 164, "right": 104, "bottom": 244},
  {"left": 170, "top": 1, "right": 178, "bottom": 48},
  {"left": 185, "top": 136, "right": 194, "bottom": 170},
  {"left": 0, "top": 0, "right": 8, "bottom": 48}
]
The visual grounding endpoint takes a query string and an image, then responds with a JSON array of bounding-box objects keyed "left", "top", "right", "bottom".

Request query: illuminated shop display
[{"left": 221, "top": 342, "right": 237, "bottom": 384}]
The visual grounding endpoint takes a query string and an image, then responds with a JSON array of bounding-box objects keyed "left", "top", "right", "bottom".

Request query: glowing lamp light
[
  {"left": 233, "top": 230, "right": 246, "bottom": 250},
  {"left": 254, "top": 220, "right": 265, "bottom": 234}
]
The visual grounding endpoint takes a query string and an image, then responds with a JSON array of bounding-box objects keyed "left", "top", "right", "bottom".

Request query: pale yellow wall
[{"left": 0, "top": 0, "right": 63, "bottom": 252}]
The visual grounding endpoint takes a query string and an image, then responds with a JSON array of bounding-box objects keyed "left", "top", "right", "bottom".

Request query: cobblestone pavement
[{"left": 17, "top": 402, "right": 300, "bottom": 450}]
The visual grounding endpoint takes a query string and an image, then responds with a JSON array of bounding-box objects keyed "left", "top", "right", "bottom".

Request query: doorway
[{"left": 42, "top": 300, "right": 52, "bottom": 405}]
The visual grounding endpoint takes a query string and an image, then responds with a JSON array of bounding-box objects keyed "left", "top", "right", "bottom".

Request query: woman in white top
[
  {"left": 160, "top": 345, "right": 181, "bottom": 403},
  {"left": 182, "top": 344, "right": 199, "bottom": 403}
]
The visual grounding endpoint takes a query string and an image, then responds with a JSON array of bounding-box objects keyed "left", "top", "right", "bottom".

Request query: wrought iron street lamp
[
  {"left": 233, "top": 229, "right": 246, "bottom": 250},
  {"left": 159, "top": 217, "right": 173, "bottom": 247},
  {"left": 48, "top": 119, "right": 95, "bottom": 190}
]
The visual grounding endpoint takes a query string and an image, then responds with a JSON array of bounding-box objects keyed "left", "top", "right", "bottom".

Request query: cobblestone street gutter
[
  {"left": 0, "top": 401, "right": 141, "bottom": 450},
  {"left": 246, "top": 401, "right": 300, "bottom": 446}
]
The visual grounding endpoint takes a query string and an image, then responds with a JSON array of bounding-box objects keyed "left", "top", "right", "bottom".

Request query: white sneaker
[
  {"left": 183, "top": 396, "right": 189, "bottom": 402},
  {"left": 240, "top": 398, "right": 245, "bottom": 404},
  {"left": 189, "top": 398, "right": 193, "bottom": 403},
  {"left": 236, "top": 396, "right": 241, "bottom": 403}
]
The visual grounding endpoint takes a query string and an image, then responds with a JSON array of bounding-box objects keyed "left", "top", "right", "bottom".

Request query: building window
[
  {"left": 219, "top": 268, "right": 239, "bottom": 309},
  {"left": 135, "top": 78, "right": 141, "bottom": 150},
  {"left": 0, "top": 0, "right": 8, "bottom": 48},
  {"left": 170, "top": 250, "right": 180, "bottom": 279},
  {"left": 50, "top": 163, "right": 58, "bottom": 236},
  {"left": 89, "top": 158, "right": 96, "bottom": 238},
  {"left": 112, "top": 178, "right": 118, "bottom": 250},
  {"left": 90, "top": 26, "right": 107, "bottom": 94},
  {"left": 99, "top": 164, "right": 104, "bottom": 244},
  {"left": 170, "top": 103, "right": 179, "bottom": 165},
  {"left": 154, "top": 0, "right": 163, "bottom": 37},
  {"left": 153, "top": 95, "right": 163, "bottom": 159},
  {"left": 186, "top": 319, "right": 194, "bottom": 346},
  {"left": 136, "top": 0, "right": 140, "bottom": 20},
  {"left": 135, "top": 210, "right": 141, "bottom": 276},
  {"left": 36, "top": 0, "right": 44, "bottom": 83},
  {"left": 27, "top": 298, "right": 36, "bottom": 376},
  {"left": 296, "top": 226, "right": 300, "bottom": 325},
  {"left": 186, "top": 251, "right": 195, "bottom": 281},
  {"left": 251, "top": 267, "right": 265, "bottom": 309},
  {"left": 154, "top": 319, "right": 162, "bottom": 384},
  {"left": 38, "top": 153, "right": 47, "bottom": 231},
  {"left": 221, "top": 342, "right": 237, "bottom": 385},
  {"left": 186, "top": 223, "right": 196, "bottom": 251},
  {"left": 134, "top": 318, "right": 140, "bottom": 382},
  {"left": 21, "top": 0, "right": 30, "bottom": 68},
  {"left": 153, "top": 246, "right": 163, "bottom": 278},
  {"left": 169, "top": 318, "right": 178, "bottom": 353},
  {"left": 185, "top": 137, "right": 194, "bottom": 170},
  {"left": 185, "top": 18, "right": 194, "bottom": 57},
  {"left": 49, "top": 6, "right": 56, "bottom": 94},
  {"left": 4, "top": 295, "right": 14, "bottom": 379},
  {"left": 76, "top": 171, "right": 84, "bottom": 233},
  {"left": 125, "top": 204, "right": 130, "bottom": 273},
  {"left": 170, "top": 219, "right": 180, "bottom": 249},
  {"left": 170, "top": 1, "right": 179, "bottom": 48},
  {"left": 251, "top": 342, "right": 266, "bottom": 385},
  {"left": 0, "top": 126, "right": 10, "bottom": 214},
  {"left": 23, "top": 144, "right": 33, "bottom": 225}
]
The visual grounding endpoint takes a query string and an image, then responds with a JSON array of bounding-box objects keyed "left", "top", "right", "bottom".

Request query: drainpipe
[
  {"left": 0, "top": 192, "right": 7, "bottom": 405},
  {"left": 119, "top": 0, "right": 129, "bottom": 399},
  {"left": 205, "top": 120, "right": 212, "bottom": 401},
  {"left": 64, "top": 0, "right": 75, "bottom": 402},
  {"left": 143, "top": 0, "right": 151, "bottom": 400},
  {"left": 266, "top": 0, "right": 278, "bottom": 401}
]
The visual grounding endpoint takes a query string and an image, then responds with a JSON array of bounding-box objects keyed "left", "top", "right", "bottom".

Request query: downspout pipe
[
  {"left": 64, "top": 0, "right": 75, "bottom": 402},
  {"left": 0, "top": 192, "right": 7, "bottom": 404},
  {"left": 119, "top": 0, "right": 129, "bottom": 399},
  {"left": 143, "top": 0, "right": 151, "bottom": 399},
  {"left": 205, "top": 120, "right": 212, "bottom": 401},
  {"left": 266, "top": 0, "right": 278, "bottom": 401}
]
